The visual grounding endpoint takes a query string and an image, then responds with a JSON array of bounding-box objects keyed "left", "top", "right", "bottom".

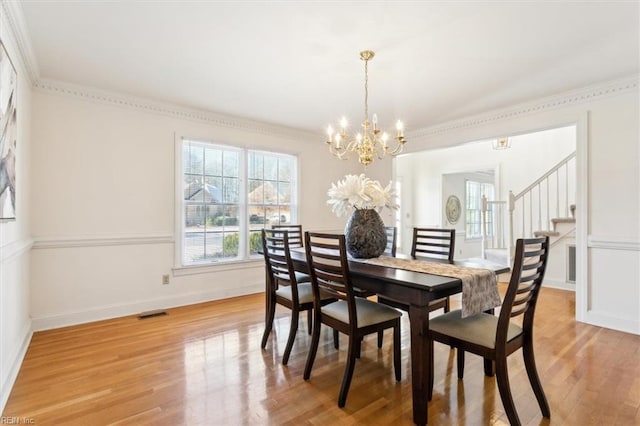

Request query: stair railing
[
  {"left": 480, "top": 196, "right": 508, "bottom": 262},
  {"left": 508, "top": 151, "right": 576, "bottom": 254}
]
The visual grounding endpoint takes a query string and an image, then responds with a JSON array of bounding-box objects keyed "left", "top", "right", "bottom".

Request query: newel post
[{"left": 481, "top": 195, "right": 488, "bottom": 260}]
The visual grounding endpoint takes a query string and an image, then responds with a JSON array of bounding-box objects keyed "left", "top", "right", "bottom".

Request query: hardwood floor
[{"left": 3, "top": 286, "right": 639, "bottom": 425}]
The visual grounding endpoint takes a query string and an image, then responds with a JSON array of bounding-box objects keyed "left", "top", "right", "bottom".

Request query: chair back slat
[
  {"left": 305, "top": 232, "right": 357, "bottom": 319},
  {"left": 384, "top": 226, "right": 397, "bottom": 257},
  {"left": 262, "top": 229, "right": 298, "bottom": 298},
  {"left": 272, "top": 224, "right": 303, "bottom": 247},
  {"left": 411, "top": 228, "right": 456, "bottom": 262},
  {"left": 497, "top": 237, "right": 550, "bottom": 344}
]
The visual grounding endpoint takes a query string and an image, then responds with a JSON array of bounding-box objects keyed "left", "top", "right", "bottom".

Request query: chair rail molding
[
  {"left": 32, "top": 234, "right": 174, "bottom": 249},
  {"left": 587, "top": 235, "right": 640, "bottom": 251}
]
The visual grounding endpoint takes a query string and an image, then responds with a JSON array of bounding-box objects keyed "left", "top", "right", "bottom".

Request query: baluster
[
  {"left": 556, "top": 169, "right": 560, "bottom": 219},
  {"left": 538, "top": 183, "right": 542, "bottom": 231},
  {"left": 546, "top": 177, "right": 550, "bottom": 232},
  {"left": 565, "top": 163, "right": 569, "bottom": 217}
]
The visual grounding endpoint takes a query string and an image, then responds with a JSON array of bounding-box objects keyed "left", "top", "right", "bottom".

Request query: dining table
[{"left": 287, "top": 247, "right": 510, "bottom": 425}]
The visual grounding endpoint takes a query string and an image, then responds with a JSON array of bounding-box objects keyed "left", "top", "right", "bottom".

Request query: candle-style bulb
[{"left": 340, "top": 117, "right": 348, "bottom": 129}]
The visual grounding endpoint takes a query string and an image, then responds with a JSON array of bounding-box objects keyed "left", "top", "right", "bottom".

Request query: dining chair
[
  {"left": 271, "top": 224, "right": 303, "bottom": 247},
  {"left": 303, "top": 232, "right": 401, "bottom": 408},
  {"left": 377, "top": 227, "right": 456, "bottom": 347},
  {"left": 428, "top": 236, "right": 551, "bottom": 426},
  {"left": 411, "top": 227, "right": 456, "bottom": 312},
  {"left": 260, "top": 229, "right": 334, "bottom": 365},
  {"left": 383, "top": 226, "right": 397, "bottom": 257}
]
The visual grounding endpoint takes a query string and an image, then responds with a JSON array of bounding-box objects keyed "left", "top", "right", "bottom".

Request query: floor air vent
[{"left": 138, "top": 310, "right": 168, "bottom": 319}]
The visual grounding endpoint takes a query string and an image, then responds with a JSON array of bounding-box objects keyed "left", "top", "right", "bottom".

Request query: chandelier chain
[{"left": 364, "top": 57, "right": 369, "bottom": 122}]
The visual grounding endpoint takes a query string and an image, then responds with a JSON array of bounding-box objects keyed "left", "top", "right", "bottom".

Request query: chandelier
[{"left": 325, "top": 50, "right": 406, "bottom": 166}]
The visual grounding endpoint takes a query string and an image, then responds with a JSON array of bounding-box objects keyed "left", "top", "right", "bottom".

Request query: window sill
[{"left": 172, "top": 258, "right": 264, "bottom": 277}]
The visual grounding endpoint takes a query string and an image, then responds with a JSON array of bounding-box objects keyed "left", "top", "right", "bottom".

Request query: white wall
[
  {"left": 0, "top": 7, "right": 33, "bottom": 410},
  {"left": 28, "top": 86, "right": 377, "bottom": 330},
  {"left": 400, "top": 78, "right": 639, "bottom": 334}
]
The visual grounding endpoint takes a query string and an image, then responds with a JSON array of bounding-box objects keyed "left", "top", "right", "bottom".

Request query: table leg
[
  {"left": 409, "top": 304, "right": 430, "bottom": 426},
  {"left": 484, "top": 358, "right": 495, "bottom": 377}
]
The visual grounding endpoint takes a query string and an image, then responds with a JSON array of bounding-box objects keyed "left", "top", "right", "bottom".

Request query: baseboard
[
  {"left": 542, "top": 278, "right": 575, "bottom": 292},
  {"left": 31, "top": 282, "right": 263, "bottom": 331},
  {"left": 584, "top": 310, "right": 640, "bottom": 336},
  {"left": 0, "top": 322, "right": 33, "bottom": 413}
]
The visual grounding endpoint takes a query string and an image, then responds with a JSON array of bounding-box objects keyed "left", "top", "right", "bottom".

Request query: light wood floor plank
[{"left": 3, "top": 285, "right": 639, "bottom": 425}]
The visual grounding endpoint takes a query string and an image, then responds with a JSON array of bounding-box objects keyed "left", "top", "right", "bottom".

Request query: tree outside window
[{"left": 181, "top": 140, "right": 297, "bottom": 266}]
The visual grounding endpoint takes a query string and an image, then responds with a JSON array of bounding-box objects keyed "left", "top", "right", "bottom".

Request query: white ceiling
[{"left": 17, "top": 1, "right": 640, "bottom": 134}]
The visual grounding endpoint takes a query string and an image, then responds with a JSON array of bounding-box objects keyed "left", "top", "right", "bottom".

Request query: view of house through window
[
  {"left": 181, "top": 139, "right": 297, "bottom": 265},
  {"left": 465, "top": 180, "right": 495, "bottom": 239}
]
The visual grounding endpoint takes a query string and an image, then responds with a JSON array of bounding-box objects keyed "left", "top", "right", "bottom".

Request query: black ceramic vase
[{"left": 344, "top": 209, "right": 386, "bottom": 258}]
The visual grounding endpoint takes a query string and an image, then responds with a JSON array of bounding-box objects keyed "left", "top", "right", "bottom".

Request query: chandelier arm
[{"left": 385, "top": 140, "right": 406, "bottom": 156}]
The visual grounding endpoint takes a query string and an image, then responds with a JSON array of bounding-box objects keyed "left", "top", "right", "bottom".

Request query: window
[
  {"left": 465, "top": 180, "right": 495, "bottom": 239},
  {"left": 180, "top": 139, "right": 297, "bottom": 266}
]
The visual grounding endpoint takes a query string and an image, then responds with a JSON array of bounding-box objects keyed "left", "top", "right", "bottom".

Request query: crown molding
[
  {"left": 408, "top": 74, "right": 639, "bottom": 140},
  {"left": 1, "top": 0, "right": 39, "bottom": 83},
  {"left": 33, "top": 78, "right": 317, "bottom": 142}
]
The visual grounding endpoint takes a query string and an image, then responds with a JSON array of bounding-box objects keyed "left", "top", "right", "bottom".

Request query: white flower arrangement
[{"left": 327, "top": 174, "right": 399, "bottom": 217}]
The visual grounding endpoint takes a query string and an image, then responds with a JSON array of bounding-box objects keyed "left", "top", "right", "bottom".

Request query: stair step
[
  {"left": 551, "top": 217, "right": 576, "bottom": 224},
  {"left": 551, "top": 216, "right": 576, "bottom": 231},
  {"left": 534, "top": 230, "right": 560, "bottom": 237}
]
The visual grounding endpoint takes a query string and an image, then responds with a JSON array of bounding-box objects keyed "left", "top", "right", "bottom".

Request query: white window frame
[
  {"left": 173, "top": 137, "right": 298, "bottom": 273},
  {"left": 465, "top": 180, "right": 495, "bottom": 240}
]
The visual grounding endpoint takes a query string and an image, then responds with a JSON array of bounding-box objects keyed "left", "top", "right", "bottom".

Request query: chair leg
[
  {"left": 282, "top": 309, "right": 299, "bottom": 365},
  {"left": 261, "top": 296, "right": 276, "bottom": 349},
  {"left": 307, "top": 309, "right": 312, "bottom": 334},
  {"left": 356, "top": 337, "right": 362, "bottom": 359},
  {"left": 457, "top": 348, "right": 465, "bottom": 379},
  {"left": 333, "top": 328, "right": 339, "bottom": 350},
  {"left": 338, "top": 334, "right": 358, "bottom": 407},
  {"left": 393, "top": 322, "right": 401, "bottom": 381},
  {"left": 303, "top": 313, "right": 322, "bottom": 380},
  {"left": 377, "top": 330, "right": 384, "bottom": 348},
  {"left": 523, "top": 339, "right": 551, "bottom": 418},
  {"left": 495, "top": 356, "right": 521, "bottom": 426}
]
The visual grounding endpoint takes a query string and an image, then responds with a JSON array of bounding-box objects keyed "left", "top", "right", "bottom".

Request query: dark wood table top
[{"left": 288, "top": 247, "right": 510, "bottom": 299}]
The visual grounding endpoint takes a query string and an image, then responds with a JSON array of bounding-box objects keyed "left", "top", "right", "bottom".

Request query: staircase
[
  {"left": 481, "top": 152, "right": 576, "bottom": 269},
  {"left": 534, "top": 204, "right": 576, "bottom": 238}
]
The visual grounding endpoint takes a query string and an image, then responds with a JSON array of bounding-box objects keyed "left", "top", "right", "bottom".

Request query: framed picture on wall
[
  {"left": 445, "top": 195, "right": 461, "bottom": 225},
  {"left": 0, "top": 40, "right": 17, "bottom": 220}
]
